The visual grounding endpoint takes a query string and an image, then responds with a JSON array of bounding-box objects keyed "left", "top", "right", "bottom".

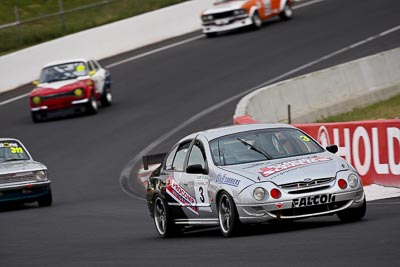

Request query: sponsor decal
[
  {"left": 292, "top": 194, "right": 335, "bottom": 208},
  {"left": 166, "top": 176, "right": 198, "bottom": 215},
  {"left": 0, "top": 142, "right": 25, "bottom": 154},
  {"left": 0, "top": 142, "right": 19, "bottom": 148},
  {"left": 215, "top": 174, "right": 240, "bottom": 187},
  {"left": 299, "top": 135, "right": 311, "bottom": 142},
  {"left": 259, "top": 156, "right": 332, "bottom": 177},
  {"left": 195, "top": 175, "right": 210, "bottom": 186}
]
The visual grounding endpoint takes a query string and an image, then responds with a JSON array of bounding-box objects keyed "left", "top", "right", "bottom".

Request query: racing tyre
[
  {"left": 31, "top": 112, "right": 41, "bottom": 123},
  {"left": 38, "top": 187, "right": 52, "bottom": 207},
  {"left": 100, "top": 88, "right": 112, "bottom": 107},
  {"left": 205, "top": 32, "right": 217, "bottom": 38},
  {"left": 337, "top": 197, "right": 366, "bottom": 222},
  {"left": 86, "top": 94, "right": 98, "bottom": 115},
  {"left": 218, "top": 191, "right": 241, "bottom": 237},
  {"left": 279, "top": 3, "right": 293, "bottom": 21},
  {"left": 251, "top": 12, "right": 262, "bottom": 29},
  {"left": 153, "top": 195, "right": 180, "bottom": 238}
]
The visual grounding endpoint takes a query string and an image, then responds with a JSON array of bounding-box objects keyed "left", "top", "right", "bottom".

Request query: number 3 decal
[
  {"left": 194, "top": 177, "right": 212, "bottom": 212},
  {"left": 199, "top": 187, "right": 205, "bottom": 203}
]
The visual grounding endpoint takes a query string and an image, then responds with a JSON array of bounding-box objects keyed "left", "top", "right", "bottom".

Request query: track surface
[{"left": 1, "top": 0, "right": 400, "bottom": 266}]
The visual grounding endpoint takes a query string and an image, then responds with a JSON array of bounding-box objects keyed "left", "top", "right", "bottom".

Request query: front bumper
[
  {"left": 236, "top": 189, "right": 365, "bottom": 224},
  {"left": 31, "top": 99, "right": 89, "bottom": 119},
  {"left": 202, "top": 16, "right": 253, "bottom": 33},
  {"left": 0, "top": 181, "right": 51, "bottom": 203}
]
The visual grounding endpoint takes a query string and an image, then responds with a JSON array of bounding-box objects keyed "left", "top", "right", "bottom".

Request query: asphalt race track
[{"left": 1, "top": 0, "right": 400, "bottom": 266}]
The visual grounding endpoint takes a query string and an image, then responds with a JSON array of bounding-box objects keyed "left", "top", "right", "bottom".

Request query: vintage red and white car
[
  {"left": 201, "top": 0, "right": 293, "bottom": 37},
  {"left": 29, "top": 59, "right": 112, "bottom": 122}
]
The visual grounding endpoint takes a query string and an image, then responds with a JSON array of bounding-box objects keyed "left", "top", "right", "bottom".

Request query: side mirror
[
  {"left": 326, "top": 144, "right": 338, "bottom": 154},
  {"left": 186, "top": 164, "right": 207, "bottom": 175},
  {"left": 32, "top": 80, "right": 39, "bottom": 86},
  {"left": 89, "top": 70, "right": 96, "bottom": 76}
]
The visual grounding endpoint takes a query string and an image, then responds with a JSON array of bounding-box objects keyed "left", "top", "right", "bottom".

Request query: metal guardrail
[{"left": 0, "top": 0, "right": 113, "bottom": 30}]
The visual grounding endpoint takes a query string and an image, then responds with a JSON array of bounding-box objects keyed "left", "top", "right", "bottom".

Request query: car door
[
  {"left": 182, "top": 138, "right": 213, "bottom": 217},
  {"left": 163, "top": 140, "right": 200, "bottom": 218}
]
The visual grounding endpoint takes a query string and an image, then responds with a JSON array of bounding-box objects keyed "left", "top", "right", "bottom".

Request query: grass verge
[
  {"left": 317, "top": 93, "right": 400, "bottom": 122},
  {"left": 0, "top": 0, "right": 188, "bottom": 56}
]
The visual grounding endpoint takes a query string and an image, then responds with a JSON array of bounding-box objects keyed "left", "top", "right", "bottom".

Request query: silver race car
[
  {"left": 0, "top": 138, "right": 52, "bottom": 207},
  {"left": 145, "top": 124, "right": 366, "bottom": 237}
]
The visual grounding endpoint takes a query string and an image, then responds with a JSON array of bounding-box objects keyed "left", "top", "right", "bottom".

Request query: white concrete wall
[
  {"left": 235, "top": 47, "right": 400, "bottom": 123},
  {"left": 0, "top": 0, "right": 214, "bottom": 93}
]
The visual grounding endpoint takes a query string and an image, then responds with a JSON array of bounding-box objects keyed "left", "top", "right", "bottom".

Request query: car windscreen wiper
[{"left": 237, "top": 138, "right": 272, "bottom": 160}]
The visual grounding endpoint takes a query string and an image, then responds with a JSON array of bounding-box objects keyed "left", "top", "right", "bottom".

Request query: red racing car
[{"left": 29, "top": 59, "right": 112, "bottom": 122}]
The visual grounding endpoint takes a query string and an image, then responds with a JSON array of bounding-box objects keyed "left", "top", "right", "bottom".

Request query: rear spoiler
[{"left": 142, "top": 153, "right": 167, "bottom": 170}]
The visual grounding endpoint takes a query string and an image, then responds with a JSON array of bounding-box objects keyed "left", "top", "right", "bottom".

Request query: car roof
[
  {"left": 43, "top": 58, "right": 91, "bottom": 68},
  {"left": 179, "top": 123, "right": 296, "bottom": 142},
  {"left": 0, "top": 138, "right": 21, "bottom": 142}
]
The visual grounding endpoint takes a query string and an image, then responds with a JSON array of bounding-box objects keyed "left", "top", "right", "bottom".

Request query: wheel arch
[
  {"left": 248, "top": 6, "right": 259, "bottom": 17},
  {"left": 280, "top": 0, "right": 291, "bottom": 12}
]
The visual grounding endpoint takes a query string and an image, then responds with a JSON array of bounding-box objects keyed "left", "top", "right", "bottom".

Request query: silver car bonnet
[
  {"left": 219, "top": 152, "right": 348, "bottom": 185},
  {"left": 0, "top": 160, "right": 46, "bottom": 175}
]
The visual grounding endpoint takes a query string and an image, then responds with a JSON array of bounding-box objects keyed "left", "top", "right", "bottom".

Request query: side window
[
  {"left": 187, "top": 140, "right": 206, "bottom": 169},
  {"left": 171, "top": 141, "right": 191, "bottom": 172},
  {"left": 93, "top": 60, "right": 101, "bottom": 70},
  {"left": 164, "top": 145, "right": 178, "bottom": 171},
  {"left": 88, "top": 61, "right": 94, "bottom": 72}
]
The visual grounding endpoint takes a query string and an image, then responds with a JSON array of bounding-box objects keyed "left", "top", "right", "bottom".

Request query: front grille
[
  {"left": 42, "top": 91, "right": 74, "bottom": 101},
  {"left": 280, "top": 177, "right": 335, "bottom": 190},
  {"left": 0, "top": 173, "right": 36, "bottom": 185},
  {"left": 270, "top": 200, "right": 350, "bottom": 217},
  {"left": 288, "top": 185, "right": 331, "bottom": 194},
  {"left": 210, "top": 10, "right": 235, "bottom": 20}
]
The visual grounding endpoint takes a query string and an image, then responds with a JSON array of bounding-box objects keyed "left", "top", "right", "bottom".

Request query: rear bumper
[
  {"left": 236, "top": 189, "right": 365, "bottom": 224},
  {"left": 0, "top": 181, "right": 51, "bottom": 203}
]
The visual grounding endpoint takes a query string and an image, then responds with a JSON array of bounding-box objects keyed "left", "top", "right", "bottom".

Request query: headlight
[
  {"left": 348, "top": 173, "right": 359, "bottom": 188},
  {"left": 233, "top": 9, "right": 246, "bottom": 16},
  {"left": 253, "top": 187, "right": 267, "bottom": 201},
  {"left": 35, "top": 170, "right": 47, "bottom": 181},
  {"left": 32, "top": 96, "right": 41, "bottom": 105},
  {"left": 74, "top": 88, "right": 84, "bottom": 97},
  {"left": 202, "top": 15, "right": 213, "bottom": 21}
]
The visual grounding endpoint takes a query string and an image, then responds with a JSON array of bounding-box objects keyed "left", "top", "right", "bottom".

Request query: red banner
[{"left": 234, "top": 116, "right": 400, "bottom": 186}]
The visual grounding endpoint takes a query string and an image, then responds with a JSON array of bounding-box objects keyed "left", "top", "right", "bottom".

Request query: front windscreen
[
  {"left": 209, "top": 128, "right": 324, "bottom": 166},
  {"left": 39, "top": 61, "right": 88, "bottom": 83},
  {"left": 0, "top": 140, "right": 30, "bottom": 162}
]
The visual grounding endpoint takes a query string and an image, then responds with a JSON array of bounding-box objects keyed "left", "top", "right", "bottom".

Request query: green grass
[
  {"left": 317, "top": 93, "right": 400, "bottom": 122},
  {"left": 0, "top": 0, "right": 188, "bottom": 55}
]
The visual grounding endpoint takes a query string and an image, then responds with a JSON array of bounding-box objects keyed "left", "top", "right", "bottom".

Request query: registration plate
[
  {"left": 293, "top": 194, "right": 335, "bottom": 208},
  {"left": 215, "top": 19, "right": 229, "bottom": 25}
]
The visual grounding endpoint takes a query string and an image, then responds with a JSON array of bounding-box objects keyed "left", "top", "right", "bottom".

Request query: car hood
[
  {"left": 31, "top": 79, "right": 89, "bottom": 96},
  {"left": 219, "top": 153, "right": 349, "bottom": 185},
  {"left": 203, "top": 1, "right": 247, "bottom": 15},
  {"left": 0, "top": 160, "right": 46, "bottom": 175}
]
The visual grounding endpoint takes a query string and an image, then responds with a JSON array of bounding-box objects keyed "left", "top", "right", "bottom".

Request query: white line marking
[
  {"left": 369, "top": 202, "right": 400, "bottom": 205},
  {"left": 0, "top": 0, "right": 325, "bottom": 107},
  {"left": 120, "top": 24, "right": 400, "bottom": 199},
  {"left": 0, "top": 93, "right": 29, "bottom": 106},
  {"left": 293, "top": 0, "right": 326, "bottom": 9}
]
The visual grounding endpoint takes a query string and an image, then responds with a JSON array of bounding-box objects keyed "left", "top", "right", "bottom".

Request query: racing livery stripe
[
  {"left": 259, "top": 156, "right": 332, "bottom": 177},
  {"left": 166, "top": 176, "right": 198, "bottom": 215}
]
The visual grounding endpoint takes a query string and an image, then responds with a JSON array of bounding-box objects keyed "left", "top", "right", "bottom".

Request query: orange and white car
[{"left": 201, "top": 0, "right": 293, "bottom": 37}]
